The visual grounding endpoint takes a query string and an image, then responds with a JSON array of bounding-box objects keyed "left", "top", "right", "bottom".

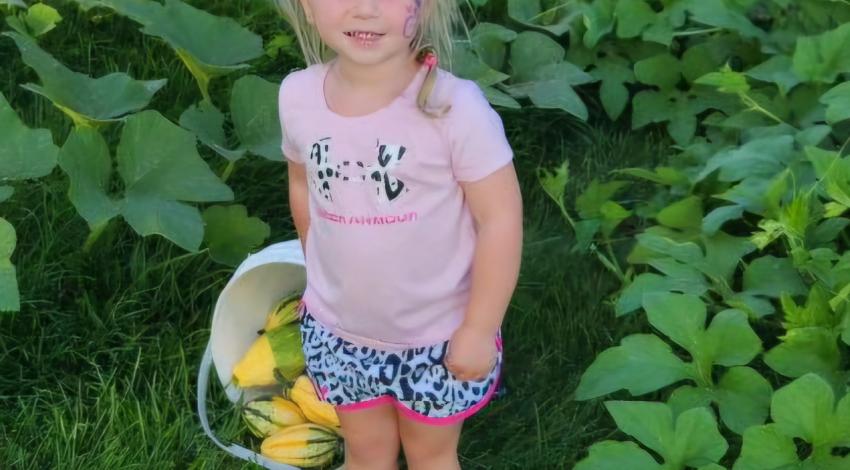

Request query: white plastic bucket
[{"left": 197, "top": 239, "right": 334, "bottom": 470}]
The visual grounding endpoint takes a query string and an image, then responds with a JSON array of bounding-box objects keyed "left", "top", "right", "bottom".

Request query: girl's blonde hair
[{"left": 273, "top": 0, "right": 464, "bottom": 117}]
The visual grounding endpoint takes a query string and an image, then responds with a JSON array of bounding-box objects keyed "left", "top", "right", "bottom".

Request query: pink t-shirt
[{"left": 278, "top": 60, "right": 513, "bottom": 350}]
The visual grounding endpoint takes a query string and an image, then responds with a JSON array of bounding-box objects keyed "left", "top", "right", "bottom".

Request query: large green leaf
[
  {"left": 764, "top": 327, "right": 840, "bottom": 381},
  {"left": 575, "top": 334, "right": 690, "bottom": 399},
  {"left": 231, "top": 75, "right": 283, "bottom": 161},
  {"left": 606, "top": 401, "right": 728, "bottom": 468},
  {"left": 178, "top": 100, "right": 245, "bottom": 161},
  {"left": 576, "top": 179, "right": 629, "bottom": 219},
  {"left": 590, "top": 55, "right": 634, "bottom": 120},
  {"left": 634, "top": 54, "right": 681, "bottom": 91},
  {"left": 714, "top": 366, "right": 772, "bottom": 435},
  {"left": 202, "top": 205, "right": 270, "bottom": 266},
  {"left": 733, "top": 424, "right": 799, "bottom": 470},
  {"left": 771, "top": 373, "right": 849, "bottom": 449},
  {"left": 684, "top": 0, "right": 764, "bottom": 38},
  {"left": 452, "top": 41, "right": 511, "bottom": 88},
  {"left": 0, "top": 218, "right": 19, "bottom": 312},
  {"left": 469, "top": 22, "right": 517, "bottom": 71},
  {"left": 7, "top": 3, "right": 63, "bottom": 38},
  {"left": 614, "top": 0, "right": 655, "bottom": 39},
  {"left": 117, "top": 111, "right": 233, "bottom": 251},
  {"left": 509, "top": 31, "right": 565, "bottom": 83},
  {"left": 792, "top": 22, "right": 850, "bottom": 83},
  {"left": 507, "top": 0, "right": 580, "bottom": 37},
  {"left": 506, "top": 61, "right": 595, "bottom": 119},
  {"left": 704, "top": 309, "right": 762, "bottom": 367},
  {"left": 696, "top": 136, "right": 795, "bottom": 183},
  {"left": 701, "top": 231, "right": 756, "bottom": 284},
  {"left": 657, "top": 196, "right": 703, "bottom": 230},
  {"left": 57, "top": 128, "right": 120, "bottom": 230},
  {"left": 2, "top": 31, "right": 166, "bottom": 127},
  {"left": 616, "top": 272, "right": 708, "bottom": 316},
  {"left": 79, "top": 0, "right": 263, "bottom": 100},
  {"left": 631, "top": 89, "right": 716, "bottom": 145},
  {"left": 745, "top": 55, "right": 801, "bottom": 96},
  {"left": 643, "top": 292, "right": 706, "bottom": 353},
  {"left": 73, "top": 0, "right": 162, "bottom": 23},
  {"left": 820, "top": 82, "right": 850, "bottom": 124},
  {"left": 743, "top": 255, "right": 807, "bottom": 298},
  {"left": 0, "top": 91, "right": 58, "bottom": 180},
  {"left": 574, "top": 440, "right": 660, "bottom": 470},
  {"left": 582, "top": 0, "right": 615, "bottom": 48},
  {"left": 0, "top": 0, "right": 27, "bottom": 8}
]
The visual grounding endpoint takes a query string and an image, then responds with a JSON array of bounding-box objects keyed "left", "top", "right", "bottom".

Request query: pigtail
[{"left": 415, "top": 46, "right": 451, "bottom": 118}]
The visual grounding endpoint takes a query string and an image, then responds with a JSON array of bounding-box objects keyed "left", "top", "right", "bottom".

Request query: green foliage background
[{"left": 2, "top": 0, "right": 850, "bottom": 468}]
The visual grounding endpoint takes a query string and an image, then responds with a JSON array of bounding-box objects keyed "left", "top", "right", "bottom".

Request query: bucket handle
[{"left": 197, "top": 341, "right": 301, "bottom": 470}]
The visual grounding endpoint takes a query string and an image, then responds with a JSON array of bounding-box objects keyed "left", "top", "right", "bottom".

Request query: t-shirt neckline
[{"left": 319, "top": 58, "right": 426, "bottom": 120}]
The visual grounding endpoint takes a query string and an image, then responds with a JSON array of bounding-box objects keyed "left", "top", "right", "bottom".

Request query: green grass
[{"left": 0, "top": 2, "right": 669, "bottom": 468}]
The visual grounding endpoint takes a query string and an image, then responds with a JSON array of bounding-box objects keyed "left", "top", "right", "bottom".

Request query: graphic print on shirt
[{"left": 307, "top": 137, "right": 411, "bottom": 204}]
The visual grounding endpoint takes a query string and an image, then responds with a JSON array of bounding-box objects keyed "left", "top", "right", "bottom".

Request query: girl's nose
[{"left": 351, "top": 0, "right": 380, "bottom": 18}]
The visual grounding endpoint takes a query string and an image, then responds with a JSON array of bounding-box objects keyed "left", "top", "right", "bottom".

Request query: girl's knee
[
  {"left": 338, "top": 407, "right": 401, "bottom": 469},
  {"left": 343, "top": 438, "right": 400, "bottom": 470},
  {"left": 398, "top": 420, "right": 463, "bottom": 470},
  {"left": 403, "top": 449, "right": 461, "bottom": 470}
]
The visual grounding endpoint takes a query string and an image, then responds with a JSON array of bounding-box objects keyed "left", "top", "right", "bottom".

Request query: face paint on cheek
[{"left": 403, "top": 0, "right": 422, "bottom": 38}]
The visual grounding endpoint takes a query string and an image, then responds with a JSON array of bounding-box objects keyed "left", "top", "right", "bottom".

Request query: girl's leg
[
  {"left": 337, "top": 401, "right": 401, "bottom": 470},
  {"left": 397, "top": 414, "right": 463, "bottom": 470}
]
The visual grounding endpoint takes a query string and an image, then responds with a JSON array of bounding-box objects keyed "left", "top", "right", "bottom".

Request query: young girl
[{"left": 275, "top": 0, "right": 522, "bottom": 468}]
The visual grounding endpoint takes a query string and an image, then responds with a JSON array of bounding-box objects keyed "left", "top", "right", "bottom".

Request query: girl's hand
[{"left": 444, "top": 324, "right": 498, "bottom": 381}]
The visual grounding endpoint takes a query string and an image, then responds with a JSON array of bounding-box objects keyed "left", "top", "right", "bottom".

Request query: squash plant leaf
[
  {"left": 202, "top": 205, "right": 270, "bottom": 267},
  {"left": 820, "top": 82, "right": 850, "bottom": 124},
  {"left": 178, "top": 100, "right": 245, "bottom": 162},
  {"left": 57, "top": 128, "right": 120, "bottom": 230},
  {"left": 506, "top": 0, "right": 581, "bottom": 37},
  {"left": 605, "top": 401, "right": 728, "bottom": 468},
  {"left": 452, "top": 40, "right": 511, "bottom": 88},
  {"left": 0, "top": 218, "right": 19, "bottom": 312},
  {"left": 575, "top": 334, "right": 691, "bottom": 399},
  {"left": 0, "top": 0, "right": 27, "bottom": 8},
  {"left": 792, "top": 22, "right": 850, "bottom": 84},
  {"left": 469, "top": 22, "right": 517, "bottom": 72},
  {"left": 575, "top": 440, "right": 661, "bottom": 470},
  {"left": 117, "top": 110, "right": 234, "bottom": 252},
  {"left": 745, "top": 55, "right": 801, "bottom": 96},
  {"left": 764, "top": 327, "right": 841, "bottom": 383},
  {"left": 507, "top": 33, "right": 594, "bottom": 119},
  {"left": 0, "top": 187, "right": 13, "bottom": 203},
  {"left": 735, "top": 374, "right": 850, "bottom": 469},
  {"left": 231, "top": 75, "right": 283, "bottom": 162},
  {"left": 2, "top": 31, "right": 166, "bottom": 127},
  {"left": 0, "top": 91, "right": 58, "bottom": 181},
  {"left": 77, "top": 0, "right": 263, "bottom": 101}
]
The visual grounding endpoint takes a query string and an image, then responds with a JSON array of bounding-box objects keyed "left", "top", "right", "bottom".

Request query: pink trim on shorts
[{"left": 334, "top": 371, "right": 502, "bottom": 426}]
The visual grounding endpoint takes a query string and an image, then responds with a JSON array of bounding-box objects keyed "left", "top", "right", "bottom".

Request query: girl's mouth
[{"left": 344, "top": 31, "right": 385, "bottom": 47}]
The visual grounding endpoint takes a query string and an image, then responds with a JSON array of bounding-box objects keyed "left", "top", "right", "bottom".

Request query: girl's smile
[{"left": 343, "top": 30, "right": 385, "bottom": 47}]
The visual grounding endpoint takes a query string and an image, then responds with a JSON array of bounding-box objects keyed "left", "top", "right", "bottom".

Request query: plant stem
[
  {"left": 221, "top": 161, "right": 236, "bottom": 182},
  {"left": 740, "top": 94, "right": 789, "bottom": 127},
  {"left": 672, "top": 27, "right": 723, "bottom": 37}
]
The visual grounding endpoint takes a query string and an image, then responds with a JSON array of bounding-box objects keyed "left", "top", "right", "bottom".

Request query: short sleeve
[
  {"left": 446, "top": 80, "right": 514, "bottom": 182},
  {"left": 278, "top": 74, "right": 303, "bottom": 164}
]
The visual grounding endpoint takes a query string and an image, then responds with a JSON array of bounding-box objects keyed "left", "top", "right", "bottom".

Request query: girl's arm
[
  {"left": 446, "top": 162, "right": 522, "bottom": 381},
  {"left": 287, "top": 160, "right": 310, "bottom": 256},
  {"left": 458, "top": 162, "right": 523, "bottom": 336}
]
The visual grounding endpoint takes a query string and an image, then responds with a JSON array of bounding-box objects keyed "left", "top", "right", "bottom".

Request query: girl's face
[{"left": 300, "top": 0, "right": 424, "bottom": 66}]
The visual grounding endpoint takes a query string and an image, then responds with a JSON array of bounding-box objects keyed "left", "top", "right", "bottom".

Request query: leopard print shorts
[{"left": 298, "top": 306, "right": 503, "bottom": 425}]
